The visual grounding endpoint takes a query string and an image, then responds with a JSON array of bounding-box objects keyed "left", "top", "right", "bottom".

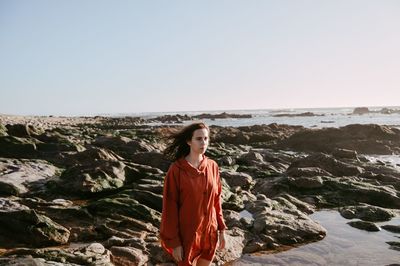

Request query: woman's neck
[{"left": 185, "top": 153, "right": 204, "bottom": 169}]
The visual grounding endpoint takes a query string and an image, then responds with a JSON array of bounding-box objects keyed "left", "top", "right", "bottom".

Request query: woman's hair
[{"left": 163, "top": 122, "right": 209, "bottom": 161}]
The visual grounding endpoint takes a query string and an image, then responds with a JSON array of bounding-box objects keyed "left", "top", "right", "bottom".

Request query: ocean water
[
  {"left": 231, "top": 210, "right": 400, "bottom": 266},
  {"left": 129, "top": 106, "right": 400, "bottom": 128}
]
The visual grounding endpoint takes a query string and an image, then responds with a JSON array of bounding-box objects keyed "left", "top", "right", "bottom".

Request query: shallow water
[
  {"left": 231, "top": 210, "right": 400, "bottom": 266},
  {"left": 365, "top": 155, "right": 400, "bottom": 170}
]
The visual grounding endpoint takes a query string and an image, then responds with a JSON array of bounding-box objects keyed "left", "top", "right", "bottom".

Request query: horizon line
[{"left": 1, "top": 104, "right": 400, "bottom": 118}]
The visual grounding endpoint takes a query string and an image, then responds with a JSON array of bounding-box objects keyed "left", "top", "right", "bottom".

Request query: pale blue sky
[{"left": 1, "top": 0, "right": 399, "bottom": 116}]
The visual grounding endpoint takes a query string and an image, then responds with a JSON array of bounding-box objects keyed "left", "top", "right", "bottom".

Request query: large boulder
[
  {"left": 352, "top": 107, "right": 370, "bottom": 115},
  {"left": 0, "top": 136, "right": 38, "bottom": 158},
  {"left": 339, "top": 204, "right": 395, "bottom": 222},
  {"left": 31, "top": 129, "right": 85, "bottom": 156},
  {"left": 86, "top": 195, "right": 161, "bottom": 226},
  {"left": 322, "top": 177, "right": 400, "bottom": 209},
  {"left": 244, "top": 195, "right": 326, "bottom": 252},
  {"left": 0, "top": 199, "right": 70, "bottom": 247},
  {"left": 110, "top": 246, "right": 148, "bottom": 266},
  {"left": 347, "top": 220, "right": 380, "bottom": 232},
  {"left": 5, "top": 124, "right": 43, "bottom": 137},
  {"left": 93, "top": 136, "right": 154, "bottom": 159},
  {"left": 129, "top": 151, "right": 171, "bottom": 172},
  {"left": 64, "top": 147, "right": 123, "bottom": 167},
  {"left": 0, "top": 159, "right": 60, "bottom": 196},
  {"left": 286, "top": 167, "right": 332, "bottom": 177},
  {"left": 2, "top": 242, "right": 111, "bottom": 265},
  {"left": 288, "top": 153, "right": 363, "bottom": 177},
  {"left": 275, "top": 124, "right": 400, "bottom": 155},
  {"left": 221, "top": 170, "right": 254, "bottom": 190},
  {"left": 55, "top": 160, "right": 126, "bottom": 195}
]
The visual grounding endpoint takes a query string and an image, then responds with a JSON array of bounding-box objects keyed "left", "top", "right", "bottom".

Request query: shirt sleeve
[
  {"left": 159, "top": 165, "right": 182, "bottom": 248},
  {"left": 215, "top": 164, "right": 227, "bottom": 231}
]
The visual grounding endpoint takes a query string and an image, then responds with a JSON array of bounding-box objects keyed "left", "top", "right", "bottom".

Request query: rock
[
  {"left": 237, "top": 151, "right": 264, "bottom": 165},
  {"left": 275, "top": 124, "right": 400, "bottom": 155},
  {"left": 272, "top": 112, "right": 324, "bottom": 117},
  {"left": 0, "top": 257, "right": 67, "bottom": 266},
  {"left": 221, "top": 170, "right": 253, "bottom": 189},
  {"left": 215, "top": 228, "right": 246, "bottom": 264},
  {"left": 353, "top": 107, "right": 370, "bottom": 115},
  {"left": 35, "top": 131, "right": 84, "bottom": 153},
  {"left": 146, "top": 242, "right": 175, "bottom": 264},
  {"left": 247, "top": 196, "right": 326, "bottom": 247},
  {"left": 87, "top": 195, "right": 161, "bottom": 226},
  {"left": 288, "top": 153, "right": 363, "bottom": 177},
  {"left": 382, "top": 225, "right": 400, "bottom": 233},
  {"left": 323, "top": 177, "right": 400, "bottom": 209},
  {"left": 223, "top": 210, "right": 242, "bottom": 229},
  {"left": 0, "top": 136, "right": 38, "bottom": 158},
  {"left": 339, "top": 205, "right": 395, "bottom": 222},
  {"left": 288, "top": 176, "right": 324, "bottom": 189},
  {"left": 66, "top": 147, "right": 123, "bottom": 165},
  {"left": 347, "top": 220, "right": 380, "bottom": 231},
  {"left": 386, "top": 241, "right": 400, "bottom": 251},
  {"left": 332, "top": 148, "right": 359, "bottom": 160},
  {"left": 0, "top": 209, "right": 70, "bottom": 247},
  {"left": 93, "top": 136, "right": 154, "bottom": 158},
  {"left": 192, "top": 112, "right": 252, "bottom": 120},
  {"left": 279, "top": 194, "right": 315, "bottom": 214},
  {"left": 0, "top": 197, "right": 30, "bottom": 212},
  {"left": 223, "top": 192, "right": 245, "bottom": 211},
  {"left": 5, "top": 124, "right": 43, "bottom": 137},
  {"left": 2, "top": 242, "right": 111, "bottom": 265},
  {"left": 82, "top": 242, "right": 106, "bottom": 256},
  {"left": 124, "top": 162, "right": 164, "bottom": 184},
  {"left": 0, "top": 159, "right": 59, "bottom": 196},
  {"left": 0, "top": 124, "right": 7, "bottom": 136},
  {"left": 110, "top": 246, "right": 148, "bottom": 266},
  {"left": 218, "top": 156, "right": 235, "bottom": 166},
  {"left": 380, "top": 107, "right": 400, "bottom": 114},
  {"left": 286, "top": 167, "right": 332, "bottom": 177},
  {"left": 117, "top": 189, "right": 163, "bottom": 212},
  {"left": 129, "top": 151, "right": 171, "bottom": 172},
  {"left": 103, "top": 235, "right": 147, "bottom": 250},
  {"left": 214, "top": 128, "right": 250, "bottom": 145},
  {"left": 148, "top": 114, "right": 191, "bottom": 123},
  {"left": 56, "top": 160, "right": 126, "bottom": 195}
]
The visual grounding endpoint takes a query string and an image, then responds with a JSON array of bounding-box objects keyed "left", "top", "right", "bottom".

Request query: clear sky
[{"left": 1, "top": 0, "right": 399, "bottom": 116}]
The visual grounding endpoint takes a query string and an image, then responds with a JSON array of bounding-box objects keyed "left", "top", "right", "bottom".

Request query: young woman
[{"left": 160, "top": 122, "right": 227, "bottom": 266}]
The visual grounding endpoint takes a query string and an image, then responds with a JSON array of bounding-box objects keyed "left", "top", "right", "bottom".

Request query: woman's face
[{"left": 187, "top": 128, "right": 209, "bottom": 155}]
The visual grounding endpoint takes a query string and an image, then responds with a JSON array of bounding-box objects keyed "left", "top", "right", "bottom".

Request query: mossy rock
[
  {"left": 86, "top": 196, "right": 161, "bottom": 226},
  {"left": 0, "top": 136, "right": 38, "bottom": 158},
  {"left": 0, "top": 124, "right": 7, "bottom": 136},
  {"left": 0, "top": 209, "right": 70, "bottom": 247},
  {"left": 56, "top": 161, "right": 126, "bottom": 195}
]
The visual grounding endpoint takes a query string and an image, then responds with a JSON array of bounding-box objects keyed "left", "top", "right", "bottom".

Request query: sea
[{"left": 127, "top": 106, "right": 400, "bottom": 129}]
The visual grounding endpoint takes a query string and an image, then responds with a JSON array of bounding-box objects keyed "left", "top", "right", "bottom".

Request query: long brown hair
[{"left": 163, "top": 122, "right": 209, "bottom": 161}]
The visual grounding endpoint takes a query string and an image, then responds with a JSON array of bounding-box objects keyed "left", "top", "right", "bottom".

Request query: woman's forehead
[{"left": 192, "top": 128, "right": 209, "bottom": 137}]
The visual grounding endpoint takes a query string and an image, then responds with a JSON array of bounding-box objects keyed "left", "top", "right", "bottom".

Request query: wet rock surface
[{"left": 1, "top": 116, "right": 400, "bottom": 265}]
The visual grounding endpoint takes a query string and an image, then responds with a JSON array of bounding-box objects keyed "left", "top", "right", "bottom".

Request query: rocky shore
[{"left": 1, "top": 114, "right": 400, "bottom": 265}]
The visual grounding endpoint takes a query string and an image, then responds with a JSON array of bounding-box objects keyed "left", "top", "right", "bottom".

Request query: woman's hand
[
  {"left": 172, "top": 246, "right": 183, "bottom": 262},
  {"left": 218, "top": 230, "right": 226, "bottom": 250}
]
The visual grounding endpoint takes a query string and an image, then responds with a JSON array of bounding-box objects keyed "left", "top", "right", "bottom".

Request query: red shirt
[{"left": 160, "top": 156, "right": 227, "bottom": 262}]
